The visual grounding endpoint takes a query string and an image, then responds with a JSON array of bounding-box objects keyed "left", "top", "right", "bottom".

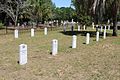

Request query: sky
[{"left": 52, "top": 0, "right": 71, "bottom": 8}]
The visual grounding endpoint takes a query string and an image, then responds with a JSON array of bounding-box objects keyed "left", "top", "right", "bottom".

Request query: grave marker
[
  {"left": 96, "top": 31, "right": 99, "bottom": 41},
  {"left": 19, "top": 44, "right": 27, "bottom": 65},
  {"left": 83, "top": 25, "right": 86, "bottom": 30},
  {"left": 92, "top": 22, "right": 95, "bottom": 29},
  {"left": 44, "top": 27, "right": 47, "bottom": 35},
  {"left": 72, "top": 35, "right": 77, "bottom": 48},
  {"left": 108, "top": 25, "right": 110, "bottom": 30},
  {"left": 31, "top": 28, "right": 34, "bottom": 37},
  {"left": 103, "top": 29, "right": 106, "bottom": 39},
  {"left": 52, "top": 39, "right": 58, "bottom": 56},
  {"left": 86, "top": 33, "right": 90, "bottom": 44},
  {"left": 100, "top": 26, "right": 103, "bottom": 32},
  {"left": 14, "top": 29, "right": 18, "bottom": 38},
  {"left": 78, "top": 25, "right": 80, "bottom": 31}
]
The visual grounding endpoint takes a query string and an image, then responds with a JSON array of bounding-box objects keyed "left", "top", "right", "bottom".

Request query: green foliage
[
  {"left": 26, "top": 0, "right": 54, "bottom": 22},
  {"left": 52, "top": 7, "right": 76, "bottom": 21},
  {"left": 72, "top": 0, "right": 92, "bottom": 25},
  {"left": 78, "top": 15, "right": 91, "bottom": 25}
]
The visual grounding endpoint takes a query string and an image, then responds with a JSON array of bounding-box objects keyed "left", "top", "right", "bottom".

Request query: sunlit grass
[{"left": 0, "top": 27, "right": 120, "bottom": 80}]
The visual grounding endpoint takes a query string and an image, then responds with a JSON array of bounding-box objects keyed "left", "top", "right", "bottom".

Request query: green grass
[{"left": 0, "top": 27, "right": 120, "bottom": 80}]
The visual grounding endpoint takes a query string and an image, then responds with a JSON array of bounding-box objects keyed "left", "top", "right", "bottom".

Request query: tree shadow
[{"left": 59, "top": 31, "right": 113, "bottom": 37}]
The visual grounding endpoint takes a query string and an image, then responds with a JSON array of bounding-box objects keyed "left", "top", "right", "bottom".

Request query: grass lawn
[{"left": 0, "top": 27, "right": 120, "bottom": 80}]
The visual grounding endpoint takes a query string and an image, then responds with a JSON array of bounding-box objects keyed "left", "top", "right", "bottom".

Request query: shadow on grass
[
  {"left": 59, "top": 31, "right": 112, "bottom": 37},
  {"left": 69, "top": 46, "right": 72, "bottom": 48}
]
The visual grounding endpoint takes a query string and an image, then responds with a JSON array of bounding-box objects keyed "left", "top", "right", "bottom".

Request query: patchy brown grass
[{"left": 0, "top": 28, "right": 120, "bottom": 80}]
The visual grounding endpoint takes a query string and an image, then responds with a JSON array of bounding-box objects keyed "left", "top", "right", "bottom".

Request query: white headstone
[
  {"left": 96, "top": 31, "right": 99, "bottom": 41},
  {"left": 108, "top": 25, "right": 110, "bottom": 30},
  {"left": 31, "top": 28, "right": 34, "bottom": 37},
  {"left": 44, "top": 27, "right": 47, "bottom": 35},
  {"left": 14, "top": 29, "right": 18, "bottom": 38},
  {"left": 92, "top": 22, "right": 95, "bottom": 29},
  {"left": 52, "top": 39, "right": 58, "bottom": 56},
  {"left": 111, "top": 23, "right": 113, "bottom": 26},
  {"left": 103, "top": 29, "right": 106, "bottom": 39},
  {"left": 17, "top": 23, "right": 20, "bottom": 27},
  {"left": 72, "top": 35, "right": 77, "bottom": 48},
  {"left": 108, "top": 19, "right": 110, "bottom": 24},
  {"left": 96, "top": 25, "right": 98, "bottom": 28},
  {"left": 100, "top": 26, "right": 103, "bottom": 32},
  {"left": 86, "top": 33, "right": 90, "bottom": 44},
  {"left": 78, "top": 25, "right": 80, "bottom": 31},
  {"left": 56, "top": 20, "right": 58, "bottom": 26},
  {"left": 83, "top": 25, "right": 86, "bottom": 30},
  {"left": 104, "top": 25, "right": 107, "bottom": 31},
  {"left": 72, "top": 19, "right": 74, "bottom": 23},
  {"left": 19, "top": 44, "right": 27, "bottom": 65}
]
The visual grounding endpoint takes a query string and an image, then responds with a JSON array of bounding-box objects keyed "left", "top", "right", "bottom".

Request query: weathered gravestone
[
  {"left": 86, "top": 33, "right": 90, "bottom": 44},
  {"left": 14, "top": 29, "right": 18, "bottom": 38},
  {"left": 19, "top": 44, "right": 27, "bottom": 65},
  {"left": 52, "top": 39, "right": 58, "bottom": 56},
  {"left": 72, "top": 35, "right": 77, "bottom": 48}
]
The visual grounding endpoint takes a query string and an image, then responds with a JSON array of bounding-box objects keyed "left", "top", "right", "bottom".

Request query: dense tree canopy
[{"left": 52, "top": 7, "right": 76, "bottom": 21}]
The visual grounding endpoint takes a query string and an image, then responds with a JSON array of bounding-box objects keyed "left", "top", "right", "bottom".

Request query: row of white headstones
[
  {"left": 18, "top": 24, "right": 109, "bottom": 65},
  {"left": 14, "top": 27, "right": 48, "bottom": 38}
]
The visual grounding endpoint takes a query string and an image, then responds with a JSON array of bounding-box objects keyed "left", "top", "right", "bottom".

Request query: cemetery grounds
[{"left": 0, "top": 27, "right": 120, "bottom": 80}]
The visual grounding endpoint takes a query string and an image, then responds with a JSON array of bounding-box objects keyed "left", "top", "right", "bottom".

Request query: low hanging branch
[{"left": 0, "top": 0, "right": 27, "bottom": 26}]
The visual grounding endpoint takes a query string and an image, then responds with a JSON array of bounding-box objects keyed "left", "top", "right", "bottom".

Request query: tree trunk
[
  {"left": 112, "top": 0, "right": 118, "bottom": 36},
  {"left": 112, "top": 16, "right": 118, "bottom": 36}
]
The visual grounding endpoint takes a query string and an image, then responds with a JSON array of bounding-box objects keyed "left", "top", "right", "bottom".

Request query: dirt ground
[{"left": 0, "top": 28, "right": 120, "bottom": 80}]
